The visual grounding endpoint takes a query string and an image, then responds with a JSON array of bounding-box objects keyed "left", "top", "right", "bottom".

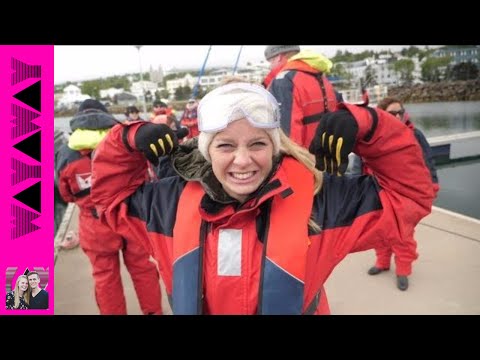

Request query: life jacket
[
  {"left": 151, "top": 114, "right": 169, "bottom": 125},
  {"left": 283, "top": 59, "right": 338, "bottom": 114},
  {"left": 180, "top": 108, "right": 199, "bottom": 138},
  {"left": 268, "top": 60, "right": 338, "bottom": 148},
  {"left": 171, "top": 157, "right": 314, "bottom": 314}
]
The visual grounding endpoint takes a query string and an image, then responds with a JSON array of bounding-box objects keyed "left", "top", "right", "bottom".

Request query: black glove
[
  {"left": 134, "top": 123, "right": 178, "bottom": 166},
  {"left": 175, "top": 127, "right": 189, "bottom": 140},
  {"left": 309, "top": 109, "right": 358, "bottom": 175}
]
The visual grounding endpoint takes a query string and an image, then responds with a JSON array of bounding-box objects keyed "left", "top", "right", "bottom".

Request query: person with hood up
[
  {"left": 56, "top": 99, "right": 163, "bottom": 315},
  {"left": 91, "top": 80, "right": 435, "bottom": 315},
  {"left": 150, "top": 100, "right": 178, "bottom": 129},
  {"left": 263, "top": 46, "right": 338, "bottom": 149},
  {"left": 180, "top": 98, "right": 200, "bottom": 139}
]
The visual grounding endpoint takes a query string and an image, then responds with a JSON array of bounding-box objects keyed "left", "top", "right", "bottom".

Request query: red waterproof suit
[
  {"left": 56, "top": 109, "right": 162, "bottom": 315},
  {"left": 180, "top": 107, "right": 199, "bottom": 139},
  {"left": 366, "top": 114, "right": 440, "bottom": 275},
  {"left": 265, "top": 59, "right": 337, "bottom": 148},
  {"left": 91, "top": 104, "right": 435, "bottom": 314}
]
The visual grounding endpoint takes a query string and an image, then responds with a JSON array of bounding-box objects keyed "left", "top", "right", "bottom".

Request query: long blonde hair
[
  {"left": 279, "top": 131, "right": 323, "bottom": 232},
  {"left": 14, "top": 275, "right": 30, "bottom": 309},
  {"left": 211, "top": 78, "right": 324, "bottom": 231}
]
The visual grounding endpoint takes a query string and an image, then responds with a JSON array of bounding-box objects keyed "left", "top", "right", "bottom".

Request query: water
[
  {"left": 54, "top": 101, "right": 480, "bottom": 221},
  {"left": 435, "top": 160, "right": 480, "bottom": 219},
  {"left": 406, "top": 101, "right": 480, "bottom": 138},
  {"left": 404, "top": 101, "right": 480, "bottom": 219}
]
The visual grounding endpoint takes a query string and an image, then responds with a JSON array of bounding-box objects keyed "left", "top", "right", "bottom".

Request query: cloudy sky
[{"left": 54, "top": 45, "right": 432, "bottom": 84}]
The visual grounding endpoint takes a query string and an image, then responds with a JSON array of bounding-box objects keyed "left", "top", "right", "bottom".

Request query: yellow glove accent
[
  {"left": 329, "top": 135, "right": 335, "bottom": 171},
  {"left": 165, "top": 134, "right": 173, "bottom": 149},
  {"left": 321, "top": 132, "right": 327, "bottom": 171},
  {"left": 336, "top": 137, "right": 343, "bottom": 176},
  {"left": 328, "top": 135, "right": 334, "bottom": 152},
  {"left": 150, "top": 143, "right": 158, "bottom": 157},
  {"left": 158, "top": 138, "right": 165, "bottom": 155}
]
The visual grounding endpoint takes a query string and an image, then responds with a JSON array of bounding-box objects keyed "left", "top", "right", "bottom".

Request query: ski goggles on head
[{"left": 198, "top": 82, "right": 281, "bottom": 133}]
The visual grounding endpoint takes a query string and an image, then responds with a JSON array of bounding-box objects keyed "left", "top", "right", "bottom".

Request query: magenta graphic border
[{"left": 0, "top": 46, "right": 54, "bottom": 315}]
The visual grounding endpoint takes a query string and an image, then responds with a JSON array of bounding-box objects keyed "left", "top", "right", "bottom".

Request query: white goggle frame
[{"left": 198, "top": 82, "right": 281, "bottom": 133}]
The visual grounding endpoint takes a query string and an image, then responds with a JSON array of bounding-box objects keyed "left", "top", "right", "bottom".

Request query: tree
[
  {"left": 329, "top": 63, "right": 353, "bottom": 88},
  {"left": 175, "top": 86, "right": 192, "bottom": 101},
  {"left": 418, "top": 48, "right": 435, "bottom": 61},
  {"left": 330, "top": 63, "right": 347, "bottom": 78},
  {"left": 104, "top": 75, "right": 130, "bottom": 91},
  {"left": 421, "top": 56, "right": 451, "bottom": 82},
  {"left": 393, "top": 59, "right": 415, "bottom": 85},
  {"left": 80, "top": 81, "right": 100, "bottom": 99},
  {"left": 155, "top": 89, "right": 171, "bottom": 101},
  {"left": 400, "top": 46, "right": 421, "bottom": 58},
  {"left": 183, "top": 86, "right": 192, "bottom": 100},
  {"left": 196, "top": 86, "right": 208, "bottom": 99},
  {"left": 332, "top": 50, "right": 375, "bottom": 63},
  {"left": 448, "top": 62, "right": 479, "bottom": 81}
]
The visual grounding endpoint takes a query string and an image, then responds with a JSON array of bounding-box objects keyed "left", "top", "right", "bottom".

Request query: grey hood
[{"left": 70, "top": 109, "right": 119, "bottom": 132}]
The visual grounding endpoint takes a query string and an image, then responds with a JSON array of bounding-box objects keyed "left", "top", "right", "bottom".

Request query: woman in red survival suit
[
  {"left": 91, "top": 81, "right": 435, "bottom": 314},
  {"left": 56, "top": 99, "right": 163, "bottom": 315},
  {"left": 180, "top": 98, "right": 200, "bottom": 139}
]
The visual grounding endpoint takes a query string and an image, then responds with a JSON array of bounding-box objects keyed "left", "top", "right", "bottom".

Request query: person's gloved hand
[
  {"left": 134, "top": 123, "right": 178, "bottom": 166},
  {"left": 309, "top": 109, "right": 358, "bottom": 175}
]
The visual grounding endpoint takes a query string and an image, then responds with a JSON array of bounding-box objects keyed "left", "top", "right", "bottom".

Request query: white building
[
  {"left": 166, "top": 74, "right": 198, "bottom": 95},
  {"left": 373, "top": 59, "right": 400, "bottom": 86},
  {"left": 340, "top": 54, "right": 423, "bottom": 88},
  {"left": 100, "top": 87, "right": 124, "bottom": 99},
  {"left": 150, "top": 65, "right": 164, "bottom": 83},
  {"left": 165, "top": 64, "right": 270, "bottom": 97},
  {"left": 57, "top": 84, "right": 90, "bottom": 109},
  {"left": 130, "top": 81, "right": 159, "bottom": 99}
]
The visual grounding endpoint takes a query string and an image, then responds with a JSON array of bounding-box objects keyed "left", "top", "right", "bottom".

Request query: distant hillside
[{"left": 388, "top": 79, "right": 480, "bottom": 103}]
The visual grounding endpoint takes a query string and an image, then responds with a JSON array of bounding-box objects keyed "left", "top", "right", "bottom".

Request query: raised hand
[
  {"left": 135, "top": 123, "right": 178, "bottom": 166},
  {"left": 309, "top": 109, "right": 358, "bottom": 175}
]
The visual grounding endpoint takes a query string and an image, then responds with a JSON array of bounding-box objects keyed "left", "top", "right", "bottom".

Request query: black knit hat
[
  {"left": 126, "top": 105, "right": 140, "bottom": 114},
  {"left": 264, "top": 45, "right": 300, "bottom": 60},
  {"left": 78, "top": 99, "right": 108, "bottom": 113},
  {"left": 153, "top": 100, "right": 167, "bottom": 107}
]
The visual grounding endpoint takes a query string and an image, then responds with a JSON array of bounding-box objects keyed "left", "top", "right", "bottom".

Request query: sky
[{"left": 54, "top": 45, "right": 430, "bottom": 85}]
